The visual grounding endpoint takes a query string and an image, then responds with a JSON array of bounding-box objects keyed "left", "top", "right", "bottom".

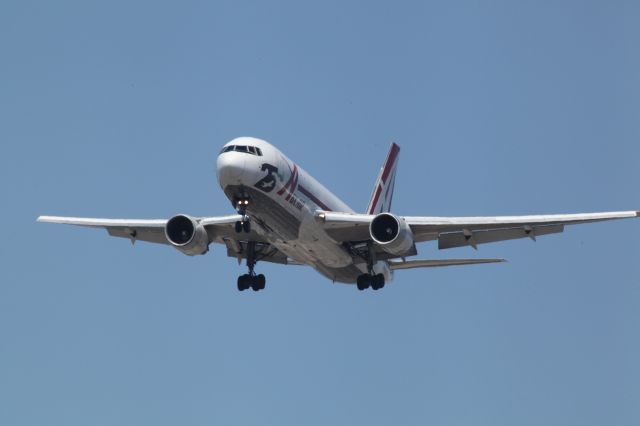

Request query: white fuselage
[{"left": 216, "top": 137, "right": 392, "bottom": 283}]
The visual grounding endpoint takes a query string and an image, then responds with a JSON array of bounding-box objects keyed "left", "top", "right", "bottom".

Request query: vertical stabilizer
[{"left": 366, "top": 143, "right": 400, "bottom": 214}]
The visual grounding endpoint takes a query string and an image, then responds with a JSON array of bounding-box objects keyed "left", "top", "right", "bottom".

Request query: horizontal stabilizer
[{"left": 389, "top": 258, "right": 506, "bottom": 270}]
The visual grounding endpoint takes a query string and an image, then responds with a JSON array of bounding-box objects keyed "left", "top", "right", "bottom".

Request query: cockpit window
[{"left": 219, "top": 145, "right": 263, "bottom": 156}]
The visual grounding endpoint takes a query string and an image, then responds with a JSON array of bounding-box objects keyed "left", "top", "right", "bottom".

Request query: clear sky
[{"left": 1, "top": 1, "right": 639, "bottom": 425}]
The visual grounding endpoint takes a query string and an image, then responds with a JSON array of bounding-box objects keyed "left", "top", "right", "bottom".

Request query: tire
[
  {"left": 256, "top": 274, "right": 266, "bottom": 290},
  {"left": 243, "top": 221, "right": 251, "bottom": 233},
  {"left": 356, "top": 274, "right": 369, "bottom": 291},
  {"left": 251, "top": 275, "right": 261, "bottom": 291},
  {"left": 234, "top": 221, "right": 242, "bottom": 233},
  {"left": 372, "top": 274, "right": 385, "bottom": 290},
  {"left": 237, "top": 275, "right": 246, "bottom": 291}
]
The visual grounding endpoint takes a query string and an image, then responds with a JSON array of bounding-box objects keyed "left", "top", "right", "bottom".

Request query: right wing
[
  {"left": 389, "top": 258, "right": 506, "bottom": 270},
  {"left": 317, "top": 210, "right": 639, "bottom": 250}
]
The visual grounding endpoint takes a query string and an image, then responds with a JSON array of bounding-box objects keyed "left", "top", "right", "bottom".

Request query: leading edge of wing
[
  {"left": 389, "top": 258, "right": 506, "bottom": 270},
  {"left": 37, "top": 215, "right": 167, "bottom": 228},
  {"left": 405, "top": 210, "right": 639, "bottom": 230},
  {"left": 37, "top": 214, "right": 244, "bottom": 228},
  {"left": 317, "top": 210, "right": 639, "bottom": 225}
]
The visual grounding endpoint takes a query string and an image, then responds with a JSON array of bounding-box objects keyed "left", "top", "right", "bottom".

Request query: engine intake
[
  {"left": 370, "top": 213, "right": 414, "bottom": 256},
  {"left": 165, "top": 214, "right": 209, "bottom": 256}
]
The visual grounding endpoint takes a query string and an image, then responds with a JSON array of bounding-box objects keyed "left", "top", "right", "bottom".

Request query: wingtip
[
  {"left": 636, "top": 211, "right": 640, "bottom": 217},
  {"left": 37, "top": 215, "right": 58, "bottom": 223}
]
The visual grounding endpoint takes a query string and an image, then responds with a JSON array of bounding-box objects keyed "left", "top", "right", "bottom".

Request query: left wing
[
  {"left": 318, "top": 210, "right": 640, "bottom": 250},
  {"left": 36, "top": 215, "right": 297, "bottom": 265},
  {"left": 37, "top": 214, "right": 265, "bottom": 245}
]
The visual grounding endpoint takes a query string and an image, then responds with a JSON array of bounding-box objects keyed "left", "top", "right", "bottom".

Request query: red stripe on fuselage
[
  {"left": 278, "top": 164, "right": 297, "bottom": 197},
  {"left": 285, "top": 167, "right": 299, "bottom": 201},
  {"left": 298, "top": 185, "right": 332, "bottom": 211}
]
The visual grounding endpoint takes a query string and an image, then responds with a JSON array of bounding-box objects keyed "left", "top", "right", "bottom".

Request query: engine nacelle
[
  {"left": 165, "top": 214, "right": 209, "bottom": 256},
  {"left": 369, "top": 213, "right": 414, "bottom": 256}
]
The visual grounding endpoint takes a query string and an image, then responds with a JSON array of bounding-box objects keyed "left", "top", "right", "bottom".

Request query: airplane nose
[{"left": 216, "top": 152, "right": 246, "bottom": 187}]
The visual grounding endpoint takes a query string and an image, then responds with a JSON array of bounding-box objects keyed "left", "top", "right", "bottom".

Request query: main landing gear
[
  {"left": 237, "top": 273, "right": 266, "bottom": 292},
  {"left": 356, "top": 273, "right": 385, "bottom": 291},
  {"left": 237, "top": 241, "right": 267, "bottom": 292},
  {"left": 356, "top": 244, "right": 385, "bottom": 291},
  {"left": 234, "top": 198, "right": 251, "bottom": 233}
]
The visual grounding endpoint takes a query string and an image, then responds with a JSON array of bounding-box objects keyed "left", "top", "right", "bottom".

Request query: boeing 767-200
[{"left": 38, "top": 137, "right": 639, "bottom": 291}]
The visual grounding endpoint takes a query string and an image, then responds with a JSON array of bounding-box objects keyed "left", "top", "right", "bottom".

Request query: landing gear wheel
[
  {"left": 251, "top": 276, "right": 260, "bottom": 291},
  {"left": 237, "top": 274, "right": 251, "bottom": 291},
  {"left": 356, "top": 274, "right": 370, "bottom": 291},
  {"left": 234, "top": 221, "right": 243, "bottom": 233},
  {"left": 249, "top": 274, "right": 266, "bottom": 291},
  {"left": 256, "top": 274, "right": 266, "bottom": 290},
  {"left": 371, "top": 273, "right": 385, "bottom": 290},
  {"left": 242, "top": 221, "right": 251, "bottom": 233},
  {"left": 237, "top": 275, "right": 244, "bottom": 291}
]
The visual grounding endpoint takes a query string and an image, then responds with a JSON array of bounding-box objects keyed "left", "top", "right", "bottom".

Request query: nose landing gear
[{"left": 234, "top": 198, "right": 251, "bottom": 233}]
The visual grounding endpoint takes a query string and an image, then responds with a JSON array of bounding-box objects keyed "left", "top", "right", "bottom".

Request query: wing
[
  {"left": 37, "top": 214, "right": 268, "bottom": 244},
  {"left": 389, "top": 258, "right": 506, "bottom": 270},
  {"left": 37, "top": 214, "right": 297, "bottom": 265},
  {"left": 317, "top": 210, "right": 639, "bottom": 250}
]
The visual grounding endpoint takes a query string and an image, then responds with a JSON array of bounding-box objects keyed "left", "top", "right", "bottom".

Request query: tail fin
[{"left": 366, "top": 142, "right": 400, "bottom": 214}]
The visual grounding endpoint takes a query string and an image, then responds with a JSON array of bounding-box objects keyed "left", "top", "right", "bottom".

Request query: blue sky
[{"left": 1, "top": 1, "right": 639, "bottom": 425}]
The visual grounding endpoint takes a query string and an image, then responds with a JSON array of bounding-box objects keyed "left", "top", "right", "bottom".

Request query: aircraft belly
[
  {"left": 224, "top": 184, "right": 355, "bottom": 275},
  {"left": 224, "top": 185, "right": 300, "bottom": 241},
  {"left": 297, "top": 214, "right": 353, "bottom": 268}
]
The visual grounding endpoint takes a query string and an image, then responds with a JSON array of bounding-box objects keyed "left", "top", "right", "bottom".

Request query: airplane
[{"left": 38, "top": 137, "right": 639, "bottom": 292}]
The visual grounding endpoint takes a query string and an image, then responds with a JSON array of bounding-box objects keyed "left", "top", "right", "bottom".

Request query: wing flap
[{"left": 438, "top": 224, "right": 564, "bottom": 249}]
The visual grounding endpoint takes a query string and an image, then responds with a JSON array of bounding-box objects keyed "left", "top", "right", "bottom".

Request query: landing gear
[
  {"left": 356, "top": 244, "right": 385, "bottom": 291},
  {"left": 236, "top": 241, "right": 266, "bottom": 291},
  {"left": 237, "top": 273, "right": 266, "bottom": 291},
  {"left": 234, "top": 198, "right": 251, "bottom": 234},
  {"left": 234, "top": 220, "right": 251, "bottom": 233},
  {"left": 356, "top": 273, "right": 385, "bottom": 291},
  {"left": 371, "top": 273, "right": 385, "bottom": 290}
]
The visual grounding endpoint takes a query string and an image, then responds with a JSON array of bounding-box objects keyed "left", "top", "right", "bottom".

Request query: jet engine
[
  {"left": 369, "top": 213, "right": 414, "bottom": 256},
  {"left": 165, "top": 214, "right": 209, "bottom": 256}
]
